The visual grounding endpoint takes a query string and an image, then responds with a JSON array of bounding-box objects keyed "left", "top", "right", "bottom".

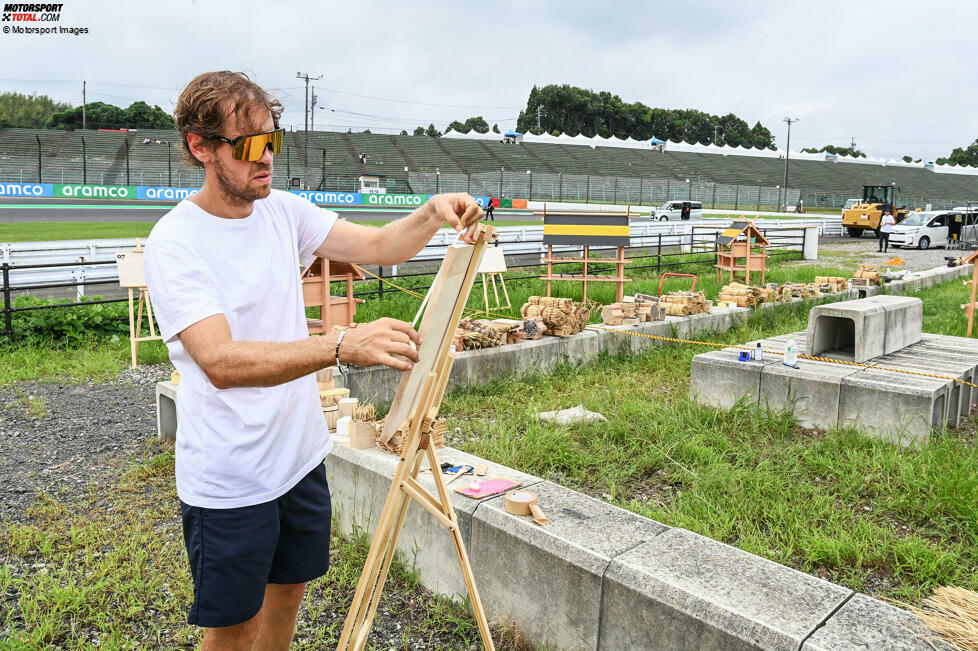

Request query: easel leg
[
  {"left": 482, "top": 273, "right": 490, "bottom": 314},
  {"left": 127, "top": 288, "right": 137, "bottom": 368},
  {"left": 491, "top": 273, "right": 501, "bottom": 310},
  {"left": 499, "top": 275, "right": 510, "bottom": 310},
  {"left": 143, "top": 289, "right": 158, "bottom": 337}
]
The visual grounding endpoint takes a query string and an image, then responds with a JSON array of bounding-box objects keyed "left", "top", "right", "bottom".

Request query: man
[
  {"left": 143, "top": 71, "right": 483, "bottom": 651},
  {"left": 879, "top": 209, "right": 896, "bottom": 253},
  {"left": 485, "top": 199, "right": 495, "bottom": 221}
]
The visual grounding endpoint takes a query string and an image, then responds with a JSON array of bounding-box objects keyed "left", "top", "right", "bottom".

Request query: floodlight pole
[{"left": 781, "top": 117, "right": 798, "bottom": 211}]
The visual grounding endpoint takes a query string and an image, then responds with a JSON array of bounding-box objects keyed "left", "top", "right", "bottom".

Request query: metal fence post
[
  {"left": 2, "top": 263, "right": 11, "bottom": 336},
  {"left": 378, "top": 266, "right": 384, "bottom": 301},
  {"left": 712, "top": 182, "right": 716, "bottom": 209},
  {"left": 125, "top": 137, "right": 131, "bottom": 186},
  {"left": 35, "top": 134, "right": 42, "bottom": 183},
  {"left": 586, "top": 175, "right": 590, "bottom": 204},
  {"left": 81, "top": 136, "right": 87, "bottom": 184},
  {"left": 657, "top": 234, "right": 662, "bottom": 272}
]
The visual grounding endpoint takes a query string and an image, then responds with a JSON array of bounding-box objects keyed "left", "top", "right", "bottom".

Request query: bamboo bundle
[
  {"left": 521, "top": 299, "right": 587, "bottom": 336},
  {"left": 717, "top": 282, "right": 763, "bottom": 307},
  {"left": 458, "top": 318, "right": 505, "bottom": 348},
  {"left": 661, "top": 291, "right": 711, "bottom": 314},
  {"left": 527, "top": 296, "right": 574, "bottom": 313},
  {"left": 664, "top": 302, "right": 692, "bottom": 316}
]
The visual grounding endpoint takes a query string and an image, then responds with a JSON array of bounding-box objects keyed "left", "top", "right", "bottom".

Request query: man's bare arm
[
  {"left": 316, "top": 193, "right": 484, "bottom": 266},
  {"left": 179, "top": 314, "right": 421, "bottom": 389}
]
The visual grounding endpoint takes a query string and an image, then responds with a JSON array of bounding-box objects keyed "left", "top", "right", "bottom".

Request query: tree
[
  {"left": 801, "top": 144, "right": 866, "bottom": 158},
  {"left": 901, "top": 155, "right": 922, "bottom": 163},
  {"left": 46, "top": 100, "right": 174, "bottom": 130},
  {"left": 446, "top": 120, "right": 467, "bottom": 133},
  {"left": 514, "top": 84, "right": 775, "bottom": 148},
  {"left": 462, "top": 116, "right": 489, "bottom": 133},
  {"left": 424, "top": 123, "right": 441, "bottom": 137},
  {"left": 400, "top": 129, "right": 408, "bottom": 136},
  {"left": 492, "top": 124, "right": 500, "bottom": 133},
  {"left": 936, "top": 138, "right": 978, "bottom": 167},
  {"left": 413, "top": 126, "right": 425, "bottom": 136},
  {"left": 0, "top": 92, "right": 70, "bottom": 129}
]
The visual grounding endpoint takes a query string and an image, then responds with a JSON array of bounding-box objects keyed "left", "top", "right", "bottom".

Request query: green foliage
[
  {"left": 802, "top": 144, "right": 866, "bottom": 158},
  {"left": 936, "top": 138, "right": 978, "bottom": 167},
  {"left": 0, "top": 92, "right": 71, "bottom": 129},
  {"left": 413, "top": 126, "right": 425, "bottom": 136},
  {"left": 514, "top": 84, "right": 775, "bottom": 148},
  {"left": 45, "top": 100, "right": 175, "bottom": 131},
  {"left": 902, "top": 155, "right": 922, "bottom": 163},
  {"left": 424, "top": 123, "right": 442, "bottom": 137},
  {"left": 9, "top": 295, "right": 132, "bottom": 345}
]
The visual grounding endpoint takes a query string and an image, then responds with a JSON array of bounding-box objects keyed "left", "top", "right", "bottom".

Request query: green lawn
[{"left": 442, "top": 281, "right": 978, "bottom": 606}]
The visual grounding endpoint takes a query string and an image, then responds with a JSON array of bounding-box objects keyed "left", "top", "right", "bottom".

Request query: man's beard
[{"left": 211, "top": 157, "right": 272, "bottom": 206}]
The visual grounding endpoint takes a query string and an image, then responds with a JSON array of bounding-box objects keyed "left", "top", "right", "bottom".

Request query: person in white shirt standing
[
  {"left": 879, "top": 209, "right": 896, "bottom": 253},
  {"left": 143, "top": 71, "right": 483, "bottom": 651}
]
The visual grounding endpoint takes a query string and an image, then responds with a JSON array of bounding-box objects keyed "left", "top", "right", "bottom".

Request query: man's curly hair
[{"left": 174, "top": 71, "right": 283, "bottom": 167}]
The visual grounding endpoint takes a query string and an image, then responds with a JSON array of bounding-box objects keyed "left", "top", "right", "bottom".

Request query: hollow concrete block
[
  {"left": 690, "top": 349, "right": 781, "bottom": 409},
  {"left": 471, "top": 481, "right": 668, "bottom": 651},
  {"left": 862, "top": 295, "right": 923, "bottom": 353},
  {"left": 838, "top": 368, "right": 948, "bottom": 446},
  {"left": 806, "top": 299, "right": 887, "bottom": 362},
  {"left": 876, "top": 352, "right": 974, "bottom": 426},
  {"left": 759, "top": 356, "right": 863, "bottom": 429},
  {"left": 599, "top": 528, "right": 851, "bottom": 651}
]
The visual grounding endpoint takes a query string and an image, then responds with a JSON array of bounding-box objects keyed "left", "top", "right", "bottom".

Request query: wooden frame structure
[
  {"left": 339, "top": 224, "right": 496, "bottom": 651},
  {"left": 115, "top": 241, "right": 162, "bottom": 368},
  {"left": 302, "top": 257, "right": 365, "bottom": 335},
  {"left": 541, "top": 205, "right": 632, "bottom": 303},
  {"left": 714, "top": 220, "right": 769, "bottom": 285}
]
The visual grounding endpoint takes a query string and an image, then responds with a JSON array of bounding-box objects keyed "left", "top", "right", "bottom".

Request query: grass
[
  {"left": 0, "top": 338, "right": 169, "bottom": 387},
  {"left": 0, "top": 222, "right": 156, "bottom": 243},
  {"left": 0, "top": 443, "right": 491, "bottom": 649},
  {"left": 439, "top": 281, "right": 978, "bottom": 606}
]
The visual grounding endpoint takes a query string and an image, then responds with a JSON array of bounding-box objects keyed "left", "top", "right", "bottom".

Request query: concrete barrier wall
[{"left": 325, "top": 444, "right": 944, "bottom": 650}]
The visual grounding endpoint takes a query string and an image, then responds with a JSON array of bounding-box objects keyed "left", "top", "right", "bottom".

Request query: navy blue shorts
[{"left": 180, "top": 462, "right": 332, "bottom": 628}]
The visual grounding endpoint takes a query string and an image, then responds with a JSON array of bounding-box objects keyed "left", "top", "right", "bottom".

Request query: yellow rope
[
  {"left": 348, "top": 265, "right": 974, "bottom": 390},
  {"left": 586, "top": 325, "right": 978, "bottom": 389}
]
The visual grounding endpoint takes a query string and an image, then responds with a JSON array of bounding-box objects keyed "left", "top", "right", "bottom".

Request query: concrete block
[
  {"left": 665, "top": 314, "right": 692, "bottom": 338},
  {"left": 863, "top": 295, "right": 923, "bottom": 353},
  {"left": 804, "top": 593, "right": 952, "bottom": 651},
  {"left": 324, "top": 444, "right": 541, "bottom": 599},
  {"left": 155, "top": 381, "right": 177, "bottom": 441},
  {"left": 759, "top": 355, "right": 863, "bottom": 429},
  {"left": 838, "top": 368, "right": 948, "bottom": 445},
  {"left": 599, "top": 528, "right": 851, "bottom": 651},
  {"left": 471, "top": 481, "right": 668, "bottom": 650},
  {"left": 848, "top": 285, "right": 880, "bottom": 299},
  {"left": 806, "top": 299, "right": 887, "bottom": 362},
  {"left": 688, "top": 312, "right": 722, "bottom": 336},
  {"left": 877, "top": 351, "right": 974, "bottom": 426},
  {"left": 690, "top": 349, "right": 781, "bottom": 409}
]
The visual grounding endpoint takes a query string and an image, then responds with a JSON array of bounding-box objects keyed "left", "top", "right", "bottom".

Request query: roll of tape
[{"left": 504, "top": 490, "right": 548, "bottom": 525}]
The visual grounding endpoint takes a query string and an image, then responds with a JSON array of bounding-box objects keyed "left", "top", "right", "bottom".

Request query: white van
[
  {"left": 887, "top": 210, "right": 978, "bottom": 249},
  {"left": 650, "top": 200, "right": 703, "bottom": 221}
]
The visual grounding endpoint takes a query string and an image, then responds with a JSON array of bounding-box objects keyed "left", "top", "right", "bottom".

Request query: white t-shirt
[
  {"left": 144, "top": 189, "right": 337, "bottom": 509},
  {"left": 880, "top": 214, "right": 896, "bottom": 233}
]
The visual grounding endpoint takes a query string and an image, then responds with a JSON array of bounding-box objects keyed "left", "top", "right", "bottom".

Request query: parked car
[
  {"left": 649, "top": 200, "right": 703, "bottom": 221},
  {"left": 887, "top": 209, "right": 978, "bottom": 249}
]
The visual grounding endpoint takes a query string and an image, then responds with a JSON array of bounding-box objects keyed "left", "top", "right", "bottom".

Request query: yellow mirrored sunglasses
[{"left": 213, "top": 128, "right": 284, "bottom": 161}]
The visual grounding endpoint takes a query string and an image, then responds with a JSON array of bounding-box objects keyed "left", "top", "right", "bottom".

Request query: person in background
[
  {"left": 485, "top": 199, "right": 495, "bottom": 221},
  {"left": 879, "top": 209, "right": 896, "bottom": 253}
]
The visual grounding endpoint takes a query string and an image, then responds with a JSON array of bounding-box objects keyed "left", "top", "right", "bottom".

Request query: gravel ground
[
  {"left": 0, "top": 363, "right": 493, "bottom": 650},
  {"left": 818, "top": 236, "right": 969, "bottom": 270},
  {"left": 0, "top": 363, "right": 173, "bottom": 523}
]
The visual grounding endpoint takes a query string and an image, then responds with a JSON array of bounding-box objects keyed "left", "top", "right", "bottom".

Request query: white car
[
  {"left": 888, "top": 210, "right": 968, "bottom": 249},
  {"left": 649, "top": 200, "right": 703, "bottom": 221}
]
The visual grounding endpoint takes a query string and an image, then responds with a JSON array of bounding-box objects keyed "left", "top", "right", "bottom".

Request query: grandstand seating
[{"left": 2, "top": 127, "right": 976, "bottom": 206}]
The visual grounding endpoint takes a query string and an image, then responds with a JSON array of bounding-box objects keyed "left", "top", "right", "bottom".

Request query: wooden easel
[
  {"left": 116, "top": 239, "right": 162, "bottom": 368},
  {"left": 478, "top": 243, "right": 510, "bottom": 313},
  {"left": 339, "top": 224, "right": 496, "bottom": 651}
]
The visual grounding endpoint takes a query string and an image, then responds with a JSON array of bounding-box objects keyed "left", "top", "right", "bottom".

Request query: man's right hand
[{"left": 337, "top": 318, "right": 422, "bottom": 372}]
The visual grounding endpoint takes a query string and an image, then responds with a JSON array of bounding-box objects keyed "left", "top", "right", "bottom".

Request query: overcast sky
[{"left": 2, "top": 0, "right": 976, "bottom": 160}]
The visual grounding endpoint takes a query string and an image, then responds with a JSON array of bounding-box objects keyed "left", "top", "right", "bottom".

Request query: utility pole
[
  {"left": 82, "top": 80, "right": 86, "bottom": 130},
  {"left": 310, "top": 86, "right": 317, "bottom": 132},
  {"left": 536, "top": 104, "right": 543, "bottom": 131},
  {"left": 850, "top": 137, "right": 856, "bottom": 157},
  {"left": 713, "top": 125, "right": 720, "bottom": 145},
  {"left": 781, "top": 117, "right": 798, "bottom": 211},
  {"left": 296, "top": 72, "right": 322, "bottom": 187}
]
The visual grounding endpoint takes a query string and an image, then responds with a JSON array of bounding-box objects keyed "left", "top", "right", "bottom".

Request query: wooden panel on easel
[{"left": 382, "top": 225, "right": 493, "bottom": 442}]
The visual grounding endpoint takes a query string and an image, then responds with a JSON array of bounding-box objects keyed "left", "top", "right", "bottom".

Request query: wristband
[{"left": 335, "top": 330, "right": 347, "bottom": 375}]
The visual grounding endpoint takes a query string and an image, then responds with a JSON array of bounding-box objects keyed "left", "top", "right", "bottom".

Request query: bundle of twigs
[
  {"left": 660, "top": 291, "right": 711, "bottom": 314},
  {"left": 455, "top": 318, "right": 505, "bottom": 350},
  {"left": 909, "top": 586, "right": 978, "bottom": 650},
  {"left": 521, "top": 296, "right": 588, "bottom": 336},
  {"left": 717, "top": 282, "right": 763, "bottom": 307},
  {"left": 377, "top": 417, "right": 446, "bottom": 455},
  {"left": 353, "top": 403, "right": 375, "bottom": 422}
]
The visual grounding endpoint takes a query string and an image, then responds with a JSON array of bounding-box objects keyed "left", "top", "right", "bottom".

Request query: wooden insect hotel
[
  {"left": 541, "top": 205, "right": 631, "bottom": 303},
  {"left": 714, "top": 220, "right": 769, "bottom": 285},
  {"left": 301, "top": 257, "right": 365, "bottom": 335}
]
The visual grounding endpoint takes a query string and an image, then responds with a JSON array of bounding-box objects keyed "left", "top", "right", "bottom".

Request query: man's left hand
[{"left": 426, "top": 193, "right": 485, "bottom": 243}]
